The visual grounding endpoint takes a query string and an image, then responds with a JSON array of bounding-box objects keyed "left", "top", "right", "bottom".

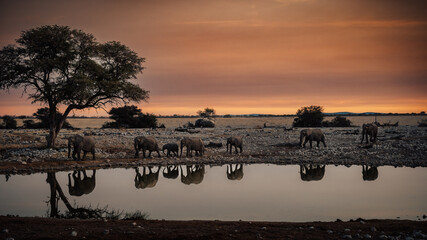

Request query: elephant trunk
[{"left": 180, "top": 141, "right": 184, "bottom": 157}]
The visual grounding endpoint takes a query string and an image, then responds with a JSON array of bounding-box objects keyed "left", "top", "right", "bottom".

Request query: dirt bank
[{"left": 1, "top": 216, "right": 426, "bottom": 240}]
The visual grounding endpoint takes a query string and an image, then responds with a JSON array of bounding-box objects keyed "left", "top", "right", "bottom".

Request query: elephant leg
[
  {"left": 303, "top": 138, "right": 309, "bottom": 148},
  {"left": 323, "top": 140, "right": 327, "bottom": 147},
  {"left": 82, "top": 151, "right": 87, "bottom": 160},
  {"left": 72, "top": 149, "right": 77, "bottom": 160},
  {"left": 157, "top": 150, "right": 161, "bottom": 157},
  {"left": 83, "top": 170, "right": 88, "bottom": 178},
  {"left": 148, "top": 150, "right": 152, "bottom": 158},
  {"left": 309, "top": 139, "right": 313, "bottom": 148},
  {"left": 317, "top": 141, "right": 320, "bottom": 147},
  {"left": 92, "top": 148, "right": 96, "bottom": 160},
  {"left": 234, "top": 145, "right": 238, "bottom": 154},
  {"left": 142, "top": 149, "right": 146, "bottom": 158},
  {"left": 239, "top": 146, "right": 243, "bottom": 153},
  {"left": 365, "top": 134, "right": 369, "bottom": 144},
  {"left": 135, "top": 146, "right": 139, "bottom": 157}
]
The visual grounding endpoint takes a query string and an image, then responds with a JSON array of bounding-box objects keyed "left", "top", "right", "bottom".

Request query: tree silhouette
[
  {"left": 0, "top": 25, "right": 148, "bottom": 147},
  {"left": 293, "top": 106, "right": 324, "bottom": 127}
]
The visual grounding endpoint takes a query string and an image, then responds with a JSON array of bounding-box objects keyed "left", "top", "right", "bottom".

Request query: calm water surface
[{"left": 1, "top": 164, "right": 426, "bottom": 221}]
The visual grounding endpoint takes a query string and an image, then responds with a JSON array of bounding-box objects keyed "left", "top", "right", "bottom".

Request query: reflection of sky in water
[{"left": 0, "top": 165, "right": 426, "bottom": 222}]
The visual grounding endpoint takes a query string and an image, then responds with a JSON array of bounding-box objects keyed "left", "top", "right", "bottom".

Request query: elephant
[
  {"left": 163, "top": 165, "right": 179, "bottom": 179},
  {"left": 226, "top": 136, "right": 243, "bottom": 154},
  {"left": 226, "top": 164, "right": 244, "bottom": 180},
  {"left": 180, "top": 137, "right": 205, "bottom": 157},
  {"left": 300, "top": 164, "right": 325, "bottom": 181},
  {"left": 180, "top": 165, "right": 205, "bottom": 185},
  {"left": 134, "top": 166, "right": 160, "bottom": 189},
  {"left": 162, "top": 143, "right": 179, "bottom": 157},
  {"left": 68, "top": 170, "right": 96, "bottom": 196},
  {"left": 299, "top": 129, "right": 326, "bottom": 148},
  {"left": 362, "top": 165, "right": 378, "bottom": 181},
  {"left": 68, "top": 135, "right": 96, "bottom": 161},
  {"left": 134, "top": 136, "right": 161, "bottom": 158},
  {"left": 361, "top": 123, "right": 378, "bottom": 144}
]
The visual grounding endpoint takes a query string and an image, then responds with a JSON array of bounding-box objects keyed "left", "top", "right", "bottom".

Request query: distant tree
[
  {"left": 197, "top": 108, "right": 216, "bottom": 120},
  {"left": 1, "top": 115, "right": 17, "bottom": 129},
  {"left": 33, "top": 108, "right": 73, "bottom": 129},
  {"left": 322, "top": 116, "right": 352, "bottom": 127},
  {"left": 293, "top": 106, "right": 324, "bottom": 127},
  {"left": 0, "top": 25, "right": 148, "bottom": 147},
  {"left": 102, "top": 105, "right": 157, "bottom": 128}
]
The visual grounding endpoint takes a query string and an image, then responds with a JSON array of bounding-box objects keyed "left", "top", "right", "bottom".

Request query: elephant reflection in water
[
  {"left": 180, "top": 165, "right": 205, "bottom": 185},
  {"left": 227, "top": 164, "right": 244, "bottom": 180},
  {"left": 68, "top": 170, "right": 96, "bottom": 196},
  {"left": 163, "top": 165, "right": 179, "bottom": 179},
  {"left": 362, "top": 165, "right": 378, "bottom": 181},
  {"left": 300, "top": 164, "right": 325, "bottom": 181},
  {"left": 134, "top": 166, "right": 160, "bottom": 189}
]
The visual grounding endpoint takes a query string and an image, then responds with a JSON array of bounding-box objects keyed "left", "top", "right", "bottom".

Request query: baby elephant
[
  {"left": 134, "top": 136, "right": 161, "bottom": 158},
  {"left": 162, "top": 143, "right": 179, "bottom": 157},
  {"left": 299, "top": 129, "right": 326, "bottom": 148},
  {"left": 226, "top": 136, "right": 243, "bottom": 154},
  {"left": 68, "top": 135, "right": 96, "bottom": 161}
]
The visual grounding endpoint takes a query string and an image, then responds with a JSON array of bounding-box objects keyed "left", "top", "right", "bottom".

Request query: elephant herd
[
  {"left": 66, "top": 164, "right": 379, "bottom": 197},
  {"left": 66, "top": 123, "right": 379, "bottom": 161}
]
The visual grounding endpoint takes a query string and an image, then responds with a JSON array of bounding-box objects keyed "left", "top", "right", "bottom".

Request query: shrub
[
  {"left": 102, "top": 105, "right": 157, "bottom": 128},
  {"left": 30, "top": 108, "right": 73, "bottom": 129},
  {"left": 1, "top": 115, "right": 17, "bottom": 129},
  {"left": 292, "top": 106, "right": 324, "bottom": 127},
  {"left": 322, "top": 116, "right": 352, "bottom": 127},
  {"left": 197, "top": 108, "right": 216, "bottom": 120}
]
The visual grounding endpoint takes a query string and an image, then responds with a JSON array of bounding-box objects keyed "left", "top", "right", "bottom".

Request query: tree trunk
[
  {"left": 46, "top": 106, "right": 57, "bottom": 148},
  {"left": 46, "top": 128, "right": 57, "bottom": 148}
]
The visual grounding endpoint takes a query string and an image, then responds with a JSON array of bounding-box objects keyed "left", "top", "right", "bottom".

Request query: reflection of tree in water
[
  {"left": 362, "top": 165, "right": 379, "bottom": 181},
  {"left": 227, "top": 164, "right": 244, "bottom": 180},
  {"left": 180, "top": 165, "right": 205, "bottom": 185},
  {"left": 46, "top": 171, "right": 120, "bottom": 219},
  {"left": 300, "top": 164, "right": 325, "bottom": 181},
  {"left": 134, "top": 167, "right": 160, "bottom": 189}
]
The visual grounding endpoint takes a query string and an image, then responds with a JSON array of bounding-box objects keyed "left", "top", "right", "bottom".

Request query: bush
[
  {"left": 27, "top": 108, "right": 73, "bottom": 129},
  {"left": 292, "top": 106, "right": 324, "bottom": 127},
  {"left": 1, "top": 115, "right": 17, "bottom": 129},
  {"left": 102, "top": 105, "right": 157, "bottom": 128},
  {"left": 322, "top": 116, "right": 352, "bottom": 127},
  {"left": 197, "top": 108, "right": 216, "bottom": 120}
]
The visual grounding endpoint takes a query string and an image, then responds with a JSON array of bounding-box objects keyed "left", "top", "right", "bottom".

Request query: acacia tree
[
  {"left": 293, "top": 105, "right": 324, "bottom": 127},
  {"left": 0, "top": 25, "right": 148, "bottom": 147},
  {"left": 197, "top": 107, "right": 216, "bottom": 120}
]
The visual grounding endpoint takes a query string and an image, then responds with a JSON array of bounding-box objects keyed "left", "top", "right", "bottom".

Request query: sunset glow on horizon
[{"left": 1, "top": 0, "right": 426, "bottom": 116}]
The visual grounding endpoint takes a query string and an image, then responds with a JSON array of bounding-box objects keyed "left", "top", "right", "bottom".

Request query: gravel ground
[{"left": 0, "top": 125, "right": 426, "bottom": 174}]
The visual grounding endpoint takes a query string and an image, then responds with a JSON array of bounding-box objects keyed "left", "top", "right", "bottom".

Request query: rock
[
  {"left": 327, "top": 230, "right": 333, "bottom": 234},
  {"left": 71, "top": 231, "right": 77, "bottom": 237},
  {"left": 364, "top": 234, "right": 372, "bottom": 239},
  {"left": 103, "top": 229, "right": 109, "bottom": 235},
  {"left": 370, "top": 227, "right": 377, "bottom": 232},
  {"left": 342, "top": 235, "right": 352, "bottom": 239},
  {"left": 345, "top": 228, "right": 351, "bottom": 232}
]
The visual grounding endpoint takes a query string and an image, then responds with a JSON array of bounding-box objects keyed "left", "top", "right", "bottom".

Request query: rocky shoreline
[{"left": 1, "top": 125, "right": 426, "bottom": 175}]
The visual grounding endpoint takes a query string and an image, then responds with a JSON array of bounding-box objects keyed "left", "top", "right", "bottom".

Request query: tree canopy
[
  {"left": 102, "top": 105, "right": 157, "bottom": 128},
  {"left": 197, "top": 108, "right": 216, "bottom": 120},
  {"left": 293, "top": 105, "right": 324, "bottom": 127},
  {"left": 0, "top": 25, "right": 148, "bottom": 146}
]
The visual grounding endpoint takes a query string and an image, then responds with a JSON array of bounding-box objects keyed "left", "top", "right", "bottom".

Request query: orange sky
[{"left": 1, "top": 0, "right": 426, "bottom": 116}]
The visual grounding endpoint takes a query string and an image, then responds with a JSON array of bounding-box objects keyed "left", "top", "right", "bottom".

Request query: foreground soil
[{"left": 1, "top": 216, "right": 426, "bottom": 240}]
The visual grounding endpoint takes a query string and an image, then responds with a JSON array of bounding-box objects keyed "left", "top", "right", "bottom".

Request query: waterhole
[{"left": 0, "top": 164, "right": 426, "bottom": 221}]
